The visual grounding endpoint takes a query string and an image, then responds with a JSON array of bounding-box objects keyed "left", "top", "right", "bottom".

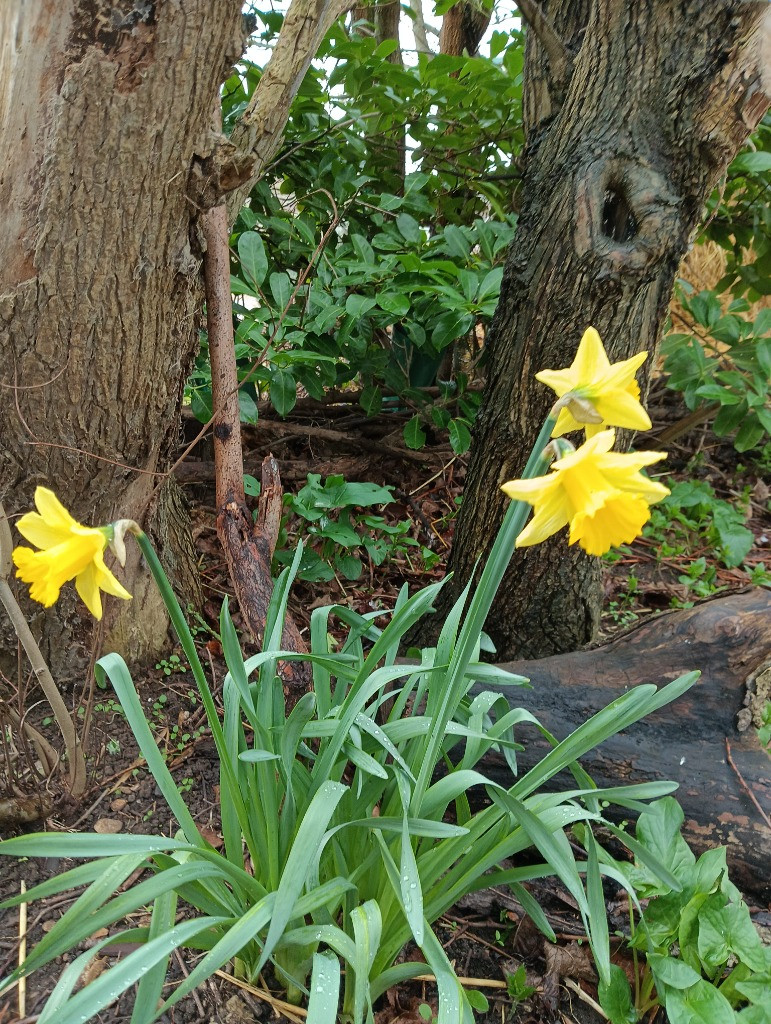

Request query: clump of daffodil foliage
[{"left": 2, "top": 330, "right": 717, "bottom": 1024}]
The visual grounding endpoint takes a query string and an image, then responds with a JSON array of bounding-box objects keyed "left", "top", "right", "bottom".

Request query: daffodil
[
  {"left": 537, "top": 327, "right": 652, "bottom": 438},
  {"left": 13, "top": 488, "right": 132, "bottom": 619},
  {"left": 501, "top": 429, "right": 669, "bottom": 556}
]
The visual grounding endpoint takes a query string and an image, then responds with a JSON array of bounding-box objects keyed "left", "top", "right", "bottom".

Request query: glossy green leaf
[{"left": 238, "top": 231, "right": 268, "bottom": 289}]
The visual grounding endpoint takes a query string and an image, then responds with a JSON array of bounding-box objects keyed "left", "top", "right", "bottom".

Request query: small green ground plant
[
  {"left": 644, "top": 479, "right": 758, "bottom": 575},
  {"left": 275, "top": 474, "right": 425, "bottom": 582},
  {"left": 662, "top": 289, "right": 770, "bottom": 453},
  {"left": 598, "top": 799, "right": 771, "bottom": 1024}
]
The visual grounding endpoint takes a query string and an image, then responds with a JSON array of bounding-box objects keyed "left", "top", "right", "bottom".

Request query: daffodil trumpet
[
  {"left": 12, "top": 488, "right": 134, "bottom": 620},
  {"left": 502, "top": 429, "right": 669, "bottom": 557}
]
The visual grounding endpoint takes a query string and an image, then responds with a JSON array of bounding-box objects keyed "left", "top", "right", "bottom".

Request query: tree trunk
[
  {"left": 439, "top": 0, "right": 491, "bottom": 57},
  {"left": 351, "top": 1, "right": 405, "bottom": 187},
  {"left": 436, "top": 1, "right": 770, "bottom": 660},
  {"left": 472, "top": 589, "right": 771, "bottom": 901},
  {"left": 0, "top": 1, "right": 245, "bottom": 677}
]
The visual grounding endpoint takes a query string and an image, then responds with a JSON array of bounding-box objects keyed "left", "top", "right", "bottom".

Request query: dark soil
[{"left": 1, "top": 376, "right": 769, "bottom": 1023}]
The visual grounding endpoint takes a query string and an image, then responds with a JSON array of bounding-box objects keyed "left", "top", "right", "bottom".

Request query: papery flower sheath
[
  {"left": 13, "top": 488, "right": 132, "bottom": 619},
  {"left": 501, "top": 429, "right": 669, "bottom": 556},
  {"left": 537, "top": 327, "right": 652, "bottom": 438}
]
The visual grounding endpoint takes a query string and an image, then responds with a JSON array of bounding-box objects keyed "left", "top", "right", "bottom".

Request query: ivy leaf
[
  {"left": 238, "top": 232, "right": 268, "bottom": 290},
  {"left": 336, "top": 554, "right": 363, "bottom": 580},
  {"left": 711, "top": 506, "right": 753, "bottom": 567}
]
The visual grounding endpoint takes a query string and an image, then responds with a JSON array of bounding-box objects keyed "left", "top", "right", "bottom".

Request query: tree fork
[{"left": 436, "top": 0, "right": 770, "bottom": 659}]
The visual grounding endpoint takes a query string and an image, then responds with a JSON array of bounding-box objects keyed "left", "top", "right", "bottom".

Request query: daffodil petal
[
  {"left": 583, "top": 422, "right": 605, "bottom": 439},
  {"left": 593, "top": 389, "right": 652, "bottom": 432},
  {"left": 33, "top": 488, "right": 80, "bottom": 532},
  {"left": 75, "top": 562, "right": 103, "bottom": 619},
  {"left": 553, "top": 429, "right": 616, "bottom": 470},
  {"left": 514, "top": 488, "right": 571, "bottom": 547},
  {"left": 13, "top": 548, "right": 62, "bottom": 606},
  {"left": 569, "top": 495, "right": 651, "bottom": 556},
  {"left": 571, "top": 327, "right": 611, "bottom": 382},
  {"left": 90, "top": 550, "right": 132, "bottom": 601},
  {"left": 501, "top": 475, "right": 561, "bottom": 502},
  {"left": 597, "top": 450, "right": 667, "bottom": 472},
  {"left": 600, "top": 470, "right": 670, "bottom": 503},
  {"left": 534, "top": 368, "right": 576, "bottom": 397},
  {"left": 551, "top": 406, "right": 585, "bottom": 437},
  {"left": 598, "top": 350, "right": 648, "bottom": 393},
  {"left": 15, "top": 511, "right": 74, "bottom": 550}
]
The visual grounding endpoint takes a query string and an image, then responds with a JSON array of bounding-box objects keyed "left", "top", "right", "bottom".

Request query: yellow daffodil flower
[
  {"left": 501, "top": 429, "right": 669, "bottom": 556},
  {"left": 537, "top": 327, "right": 652, "bottom": 438},
  {"left": 13, "top": 488, "right": 132, "bottom": 620}
]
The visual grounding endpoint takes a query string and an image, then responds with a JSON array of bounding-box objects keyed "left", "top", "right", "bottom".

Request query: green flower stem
[{"left": 411, "top": 411, "right": 557, "bottom": 812}]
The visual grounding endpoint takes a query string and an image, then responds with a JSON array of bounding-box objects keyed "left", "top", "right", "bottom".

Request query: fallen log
[{"left": 475, "top": 589, "right": 771, "bottom": 902}]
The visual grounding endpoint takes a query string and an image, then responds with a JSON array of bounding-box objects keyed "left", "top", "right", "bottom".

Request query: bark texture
[
  {"left": 473, "top": 589, "right": 771, "bottom": 900},
  {"left": 0, "top": 0, "right": 245, "bottom": 677},
  {"left": 439, "top": 0, "right": 771, "bottom": 659},
  {"left": 439, "top": 0, "right": 491, "bottom": 57}
]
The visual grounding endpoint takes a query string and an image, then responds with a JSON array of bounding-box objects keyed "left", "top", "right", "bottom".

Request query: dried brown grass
[{"left": 670, "top": 240, "right": 771, "bottom": 333}]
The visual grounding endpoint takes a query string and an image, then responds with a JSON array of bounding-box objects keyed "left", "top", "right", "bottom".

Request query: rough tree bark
[
  {"left": 439, "top": 0, "right": 491, "bottom": 56},
  {"left": 0, "top": 0, "right": 246, "bottom": 679},
  {"left": 0, "top": 0, "right": 352, "bottom": 682},
  {"left": 436, "top": 1, "right": 770, "bottom": 660}
]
